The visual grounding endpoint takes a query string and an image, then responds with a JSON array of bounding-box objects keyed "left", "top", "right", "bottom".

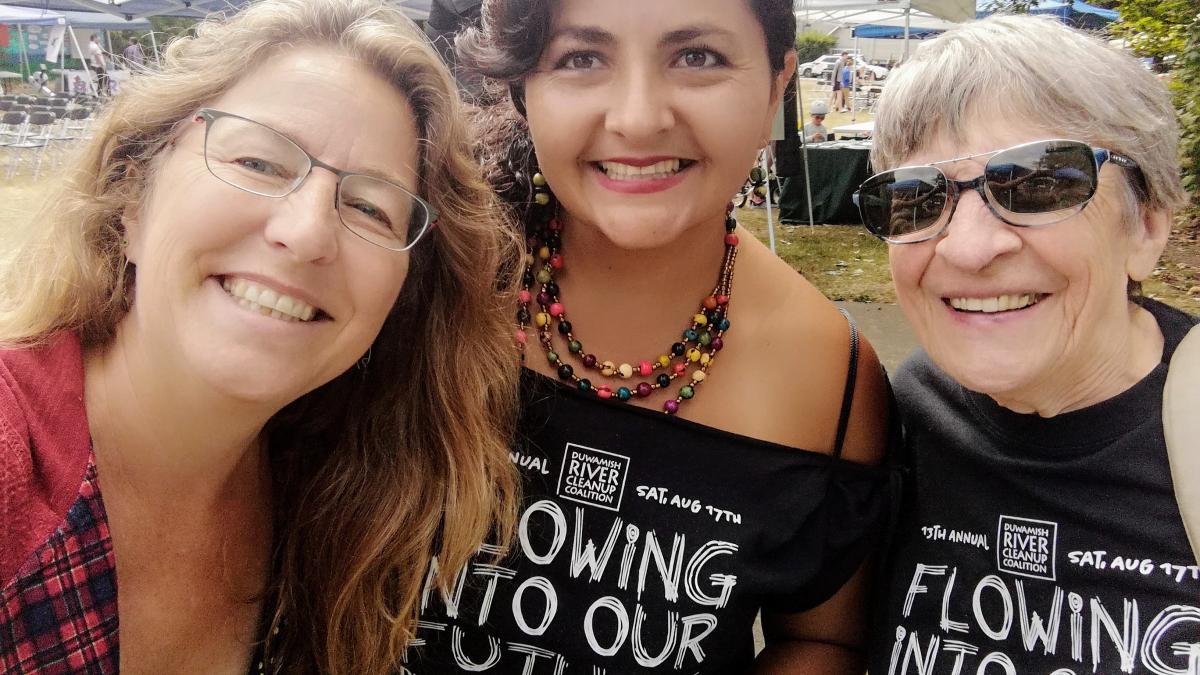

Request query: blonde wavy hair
[{"left": 0, "top": 0, "right": 521, "bottom": 672}]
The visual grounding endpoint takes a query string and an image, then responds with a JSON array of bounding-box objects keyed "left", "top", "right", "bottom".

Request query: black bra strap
[{"left": 833, "top": 309, "right": 860, "bottom": 459}]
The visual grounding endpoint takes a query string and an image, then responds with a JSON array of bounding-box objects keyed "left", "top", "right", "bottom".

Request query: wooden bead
[
  {"left": 618, "top": 363, "right": 634, "bottom": 379},
  {"left": 601, "top": 361, "right": 616, "bottom": 377}
]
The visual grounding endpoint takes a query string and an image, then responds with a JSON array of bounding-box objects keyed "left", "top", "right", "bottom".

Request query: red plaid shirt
[
  {"left": 0, "top": 336, "right": 270, "bottom": 674},
  {"left": 1, "top": 456, "right": 118, "bottom": 673},
  {"left": 0, "top": 335, "right": 119, "bottom": 673}
]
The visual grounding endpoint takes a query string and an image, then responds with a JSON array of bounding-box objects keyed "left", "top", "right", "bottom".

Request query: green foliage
[
  {"left": 1175, "top": 17, "right": 1200, "bottom": 219},
  {"left": 795, "top": 31, "right": 837, "bottom": 65},
  {"left": 1111, "top": 0, "right": 1196, "bottom": 59},
  {"left": 984, "top": 0, "right": 1041, "bottom": 12},
  {"left": 1115, "top": 0, "right": 1200, "bottom": 223}
]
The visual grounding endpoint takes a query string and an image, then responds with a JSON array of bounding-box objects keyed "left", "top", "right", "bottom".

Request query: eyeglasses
[
  {"left": 853, "top": 139, "right": 1140, "bottom": 244},
  {"left": 194, "top": 108, "right": 438, "bottom": 252}
]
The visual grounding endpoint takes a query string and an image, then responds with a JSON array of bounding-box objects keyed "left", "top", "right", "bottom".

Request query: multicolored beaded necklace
[{"left": 516, "top": 173, "right": 739, "bottom": 415}]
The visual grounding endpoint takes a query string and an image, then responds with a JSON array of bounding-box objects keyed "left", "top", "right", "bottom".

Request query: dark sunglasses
[{"left": 853, "top": 139, "right": 1140, "bottom": 244}]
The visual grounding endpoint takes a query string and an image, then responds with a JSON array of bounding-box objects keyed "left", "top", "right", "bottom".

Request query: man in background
[
  {"left": 87, "top": 34, "right": 108, "bottom": 95},
  {"left": 123, "top": 39, "right": 145, "bottom": 69},
  {"left": 829, "top": 51, "right": 849, "bottom": 112}
]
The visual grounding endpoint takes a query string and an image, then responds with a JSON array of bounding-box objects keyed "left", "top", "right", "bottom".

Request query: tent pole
[
  {"left": 17, "top": 24, "right": 29, "bottom": 81},
  {"left": 851, "top": 35, "right": 859, "bottom": 122},
  {"left": 149, "top": 30, "right": 160, "bottom": 66},
  {"left": 762, "top": 149, "right": 777, "bottom": 254},
  {"left": 903, "top": 5, "right": 912, "bottom": 60},
  {"left": 796, "top": 78, "right": 815, "bottom": 229},
  {"left": 67, "top": 27, "right": 97, "bottom": 96},
  {"left": 60, "top": 26, "right": 66, "bottom": 93}
]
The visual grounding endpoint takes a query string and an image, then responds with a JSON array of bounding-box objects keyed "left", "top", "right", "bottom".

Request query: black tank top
[{"left": 406, "top": 317, "right": 890, "bottom": 674}]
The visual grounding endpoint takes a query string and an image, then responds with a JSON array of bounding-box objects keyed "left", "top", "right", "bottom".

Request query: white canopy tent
[
  {"left": 0, "top": 3, "right": 152, "bottom": 94},
  {"left": 2, "top": 0, "right": 431, "bottom": 21},
  {"left": 796, "top": 0, "right": 971, "bottom": 59},
  {"left": 783, "top": 0, "right": 971, "bottom": 231}
]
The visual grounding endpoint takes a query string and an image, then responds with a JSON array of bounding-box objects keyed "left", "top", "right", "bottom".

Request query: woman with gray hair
[{"left": 858, "top": 15, "right": 1199, "bottom": 674}]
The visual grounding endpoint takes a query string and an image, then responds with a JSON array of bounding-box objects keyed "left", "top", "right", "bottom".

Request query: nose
[
  {"left": 262, "top": 170, "right": 341, "bottom": 263},
  {"left": 604, "top": 66, "right": 675, "bottom": 140},
  {"left": 933, "top": 187, "right": 1023, "bottom": 273}
]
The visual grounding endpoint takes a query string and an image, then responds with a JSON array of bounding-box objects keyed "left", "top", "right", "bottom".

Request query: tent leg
[
  {"left": 149, "top": 30, "right": 161, "bottom": 66},
  {"left": 67, "top": 27, "right": 97, "bottom": 96},
  {"left": 903, "top": 6, "right": 912, "bottom": 59},
  {"left": 17, "top": 24, "right": 30, "bottom": 82},
  {"left": 762, "top": 149, "right": 777, "bottom": 254},
  {"left": 796, "top": 79, "right": 815, "bottom": 229}
]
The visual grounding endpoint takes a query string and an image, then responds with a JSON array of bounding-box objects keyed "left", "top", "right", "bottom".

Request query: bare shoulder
[{"left": 714, "top": 236, "right": 890, "bottom": 464}]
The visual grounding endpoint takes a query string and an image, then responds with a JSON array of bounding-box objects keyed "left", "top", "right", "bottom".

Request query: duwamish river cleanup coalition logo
[{"left": 556, "top": 443, "right": 630, "bottom": 512}]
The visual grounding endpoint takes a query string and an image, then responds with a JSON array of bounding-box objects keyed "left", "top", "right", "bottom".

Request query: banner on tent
[{"left": 44, "top": 24, "right": 64, "bottom": 62}]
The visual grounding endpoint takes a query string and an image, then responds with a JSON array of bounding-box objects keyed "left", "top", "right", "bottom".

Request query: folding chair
[
  {"left": 0, "top": 111, "right": 27, "bottom": 147},
  {"left": 4, "top": 111, "right": 57, "bottom": 178}
]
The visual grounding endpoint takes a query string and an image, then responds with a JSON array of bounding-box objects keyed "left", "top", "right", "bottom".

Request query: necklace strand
[{"left": 516, "top": 193, "right": 739, "bottom": 415}]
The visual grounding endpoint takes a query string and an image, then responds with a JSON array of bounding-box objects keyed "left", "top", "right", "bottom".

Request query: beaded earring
[{"left": 515, "top": 169, "right": 740, "bottom": 416}]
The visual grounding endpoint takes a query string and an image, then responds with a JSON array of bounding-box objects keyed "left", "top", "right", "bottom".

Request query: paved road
[{"left": 836, "top": 301, "right": 919, "bottom": 373}]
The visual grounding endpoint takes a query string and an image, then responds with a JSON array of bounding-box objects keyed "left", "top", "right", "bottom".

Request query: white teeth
[
  {"left": 949, "top": 294, "right": 1041, "bottom": 313},
  {"left": 598, "top": 159, "right": 684, "bottom": 180},
  {"left": 221, "top": 277, "right": 319, "bottom": 322}
]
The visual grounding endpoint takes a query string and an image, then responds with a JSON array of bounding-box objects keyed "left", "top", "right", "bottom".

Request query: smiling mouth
[
  {"left": 946, "top": 293, "right": 1045, "bottom": 314},
  {"left": 219, "top": 276, "right": 327, "bottom": 322},
  {"left": 595, "top": 159, "right": 695, "bottom": 181}
]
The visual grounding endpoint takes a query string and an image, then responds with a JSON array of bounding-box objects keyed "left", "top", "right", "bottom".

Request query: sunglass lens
[
  {"left": 984, "top": 140, "right": 1097, "bottom": 223},
  {"left": 858, "top": 167, "right": 948, "bottom": 242}
]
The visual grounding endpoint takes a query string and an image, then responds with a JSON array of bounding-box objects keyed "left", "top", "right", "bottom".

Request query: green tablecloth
[{"left": 779, "top": 142, "right": 872, "bottom": 225}]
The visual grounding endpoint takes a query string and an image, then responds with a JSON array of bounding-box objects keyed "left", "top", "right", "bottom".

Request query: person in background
[
  {"left": 0, "top": 0, "right": 522, "bottom": 673},
  {"left": 408, "top": 0, "right": 894, "bottom": 672},
  {"left": 87, "top": 33, "right": 109, "bottom": 95},
  {"left": 839, "top": 59, "right": 853, "bottom": 112},
  {"left": 803, "top": 99, "right": 830, "bottom": 143},
  {"left": 72, "top": 74, "right": 87, "bottom": 96},
  {"left": 857, "top": 15, "right": 1199, "bottom": 674},
  {"left": 122, "top": 38, "right": 146, "bottom": 68},
  {"left": 29, "top": 64, "right": 51, "bottom": 95},
  {"left": 829, "top": 50, "right": 849, "bottom": 113}
]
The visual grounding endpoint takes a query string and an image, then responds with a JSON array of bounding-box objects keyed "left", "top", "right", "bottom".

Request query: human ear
[
  {"left": 1125, "top": 205, "right": 1170, "bottom": 283},
  {"left": 121, "top": 203, "right": 145, "bottom": 265}
]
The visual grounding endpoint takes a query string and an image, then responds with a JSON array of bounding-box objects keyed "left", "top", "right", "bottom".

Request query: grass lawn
[{"left": 736, "top": 205, "right": 1200, "bottom": 312}]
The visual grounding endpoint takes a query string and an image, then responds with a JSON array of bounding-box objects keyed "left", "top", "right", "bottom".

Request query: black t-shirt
[
  {"left": 868, "top": 299, "right": 1200, "bottom": 675},
  {"left": 407, "top": 368, "right": 889, "bottom": 674}
]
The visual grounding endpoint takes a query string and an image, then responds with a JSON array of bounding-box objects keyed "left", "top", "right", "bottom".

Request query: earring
[
  {"left": 357, "top": 347, "right": 372, "bottom": 372},
  {"left": 531, "top": 171, "right": 552, "bottom": 207}
]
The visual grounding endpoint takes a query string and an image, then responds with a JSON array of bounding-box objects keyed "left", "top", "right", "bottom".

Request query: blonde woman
[{"left": 0, "top": 0, "right": 521, "bottom": 673}]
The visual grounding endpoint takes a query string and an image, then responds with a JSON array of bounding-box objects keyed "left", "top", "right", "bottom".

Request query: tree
[
  {"left": 1111, "top": 0, "right": 1196, "bottom": 60},
  {"left": 1114, "top": 0, "right": 1200, "bottom": 220},
  {"left": 983, "top": 0, "right": 1041, "bottom": 12},
  {"left": 795, "top": 31, "right": 837, "bottom": 65}
]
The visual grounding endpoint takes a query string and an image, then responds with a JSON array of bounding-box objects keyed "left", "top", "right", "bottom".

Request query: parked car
[
  {"left": 798, "top": 54, "right": 889, "bottom": 80},
  {"left": 798, "top": 54, "right": 842, "bottom": 78}
]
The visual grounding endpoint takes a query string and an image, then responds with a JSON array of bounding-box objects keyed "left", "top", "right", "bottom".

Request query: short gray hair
[{"left": 871, "top": 14, "right": 1185, "bottom": 213}]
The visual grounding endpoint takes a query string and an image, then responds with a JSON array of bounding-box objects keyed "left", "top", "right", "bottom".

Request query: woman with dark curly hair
[{"left": 406, "top": 0, "right": 895, "bottom": 672}]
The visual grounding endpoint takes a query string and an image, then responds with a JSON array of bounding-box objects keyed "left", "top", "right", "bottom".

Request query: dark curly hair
[{"left": 456, "top": 0, "right": 796, "bottom": 224}]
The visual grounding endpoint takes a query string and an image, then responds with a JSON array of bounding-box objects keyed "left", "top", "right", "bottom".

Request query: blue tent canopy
[
  {"left": 976, "top": 0, "right": 1119, "bottom": 29},
  {"left": 852, "top": 23, "right": 946, "bottom": 39},
  {"left": 58, "top": 9, "right": 150, "bottom": 28},
  {"left": 0, "top": 3, "right": 64, "bottom": 25},
  {"left": 3, "top": 0, "right": 430, "bottom": 20}
]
